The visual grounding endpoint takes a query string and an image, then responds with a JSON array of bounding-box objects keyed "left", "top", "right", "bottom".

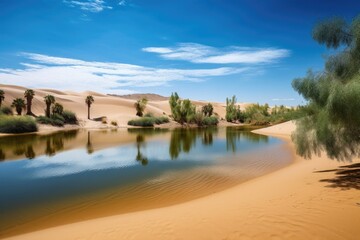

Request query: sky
[{"left": 0, "top": 0, "right": 359, "bottom": 105}]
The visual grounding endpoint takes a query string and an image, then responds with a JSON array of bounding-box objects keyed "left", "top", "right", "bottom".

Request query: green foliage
[
  {"left": 225, "top": 95, "right": 243, "bottom": 122},
  {"left": 203, "top": 116, "right": 219, "bottom": 126},
  {"left": 202, "top": 103, "right": 214, "bottom": 117},
  {"left": 169, "top": 93, "right": 196, "bottom": 125},
  {"left": 154, "top": 116, "right": 169, "bottom": 124},
  {"left": 24, "top": 89, "right": 35, "bottom": 115},
  {"left": 0, "top": 116, "right": 38, "bottom": 133},
  {"left": 36, "top": 116, "right": 63, "bottom": 126},
  {"left": 36, "top": 110, "right": 77, "bottom": 127},
  {"left": 62, "top": 110, "right": 78, "bottom": 124},
  {"left": 11, "top": 98, "right": 26, "bottom": 115},
  {"left": 0, "top": 89, "right": 4, "bottom": 107},
  {"left": 128, "top": 116, "right": 169, "bottom": 127},
  {"left": 0, "top": 106, "right": 13, "bottom": 115},
  {"left": 44, "top": 95, "right": 55, "bottom": 118},
  {"left": 128, "top": 117, "right": 155, "bottom": 127},
  {"left": 85, "top": 95, "right": 94, "bottom": 119},
  {"left": 52, "top": 103, "right": 64, "bottom": 115},
  {"left": 292, "top": 15, "right": 360, "bottom": 161},
  {"left": 134, "top": 98, "right": 148, "bottom": 117}
]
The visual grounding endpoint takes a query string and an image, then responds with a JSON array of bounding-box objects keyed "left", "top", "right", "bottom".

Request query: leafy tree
[
  {"left": 134, "top": 97, "right": 148, "bottom": 117},
  {"left": 169, "top": 92, "right": 180, "bottom": 117},
  {"left": 169, "top": 92, "right": 196, "bottom": 125},
  {"left": 44, "top": 95, "right": 55, "bottom": 118},
  {"left": 24, "top": 89, "right": 35, "bottom": 116},
  {"left": 292, "top": 15, "right": 360, "bottom": 161},
  {"left": 85, "top": 95, "right": 94, "bottom": 120},
  {"left": 202, "top": 103, "right": 214, "bottom": 117},
  {"left": 0, "top": 90, "right": 4, "bottom": 107},
  {"left": 11, "top": 98, "right": 26, "bottom": 115},
  {"left": 52, "top": 102, "right": 64, "bottom": 115},
  {"left": 225, "top": 95, "right": 242, "bottom": 122}
]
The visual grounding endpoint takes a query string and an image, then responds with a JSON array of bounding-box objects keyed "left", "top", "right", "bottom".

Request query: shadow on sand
[{"left": 315, "top": 163, "right": 360, "bottom": 190}]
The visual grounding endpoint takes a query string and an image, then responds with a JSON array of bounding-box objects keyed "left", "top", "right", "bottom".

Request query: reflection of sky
[{"left": 20, "top": 135, "right": 280, "bottom": 179}]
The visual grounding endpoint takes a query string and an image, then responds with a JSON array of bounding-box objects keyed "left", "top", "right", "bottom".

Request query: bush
[
  {"left": 62, "top": 110, "right": 78, "bottom": 124},
  {"left": 128, "top": 117, "right": 155, "bottom": 127},
  {"left": 111, "top": 120, "right": 118, "bottom": 126},
  {"left": 128, "top": 115, "right": 170, "bottom": 127},
  {"left": 144, "top": 112, "right": 154, "bottom": 118},
  {"left": 0, "top": 106, "right": 13, "bottom": 115},
  {"left": 154, "top": 116, "right": 169, "bottom": 124},
  {"left": 36, "top": 115, "right": 64, "bottom": 127},
  {"left": 203, "top": 116, "right": 219, "bottom": 126},
  {"left": 0, "top": 116, "right": 38, "bottom": 133}
]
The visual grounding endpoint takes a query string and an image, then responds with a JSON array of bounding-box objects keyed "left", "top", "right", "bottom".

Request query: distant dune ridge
[{"left": 0, "top": 84, "right": 250, "bottom": 127}]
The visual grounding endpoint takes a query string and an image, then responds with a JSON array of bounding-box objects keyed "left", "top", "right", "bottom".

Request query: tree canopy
[{"left": 292, "top": 15, "right": 360, "bottom": 161}]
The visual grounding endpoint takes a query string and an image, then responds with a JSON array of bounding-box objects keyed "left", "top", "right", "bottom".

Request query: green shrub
[
  {"left": 154, "top": 116, "right": 169, "bottom": 124},
  {"left": 128, "top": 117, "right": 155, "bottom": 127},
  {"left": 0, "top": 116, "right": 38, "bottom": 133},
  {"left": 62, "top": 110, "right": 78, "bottom": 124},
  {"left": 203, "top": 116, "right": 219, "bottom": 126},
  {"left": 36, "top": 115, "right": 64, "bottom": 127},
  {"left": 0, "top": 106, "right": 13, "bottom": 115},
  {"left": 144, "top": 112, "right": 154, "bottom": 118}
]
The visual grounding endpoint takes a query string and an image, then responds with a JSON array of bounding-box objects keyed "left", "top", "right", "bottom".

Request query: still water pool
[{"left": 0, "top": 127, "right": 292, "bottom": 238}]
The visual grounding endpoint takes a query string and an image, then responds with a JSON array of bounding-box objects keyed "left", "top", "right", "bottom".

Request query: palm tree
[
  {"left": 24, "top": 89, "right": 35, "bottom": 116},
  {"left": 0, "top": 90, "right": 4, "bottom": 107},
  {"left": 85, "top": 95, "right": 94, "bottom": 120},
  {"left": 52, "top": 102, "right": 64, "bottom": 115},
  {"left": 11, "top": 98, "right": 26, "bottom": 115},
  {"left": 44, "top": 95, "right": 55, "bottom": 118},
  {"left": 134, "top": 97, "right": 148, "bottom": 117}
]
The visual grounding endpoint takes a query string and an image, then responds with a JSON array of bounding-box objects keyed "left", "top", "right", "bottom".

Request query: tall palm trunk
[
  {"left": 87, "top": 104, "right": 90, "bottom": 119},
  {"left": 26, "top": 97, "right": 32, "bottom": 115},
  {"left": 46, "top": 103, "right": 51, "bottom": 118}
]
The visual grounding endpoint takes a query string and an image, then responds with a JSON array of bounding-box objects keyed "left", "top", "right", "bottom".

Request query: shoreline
[{"left": 3, "top": 121, "right": 360, "bottom": 240}]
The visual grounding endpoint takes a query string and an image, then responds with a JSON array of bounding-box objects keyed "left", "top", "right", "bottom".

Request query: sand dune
[
  {"left": 0, "top": 84, "right": 238, "bottom": 127},
  {"left": 4, "top": 121, "right": 360, "bottom": 240}
]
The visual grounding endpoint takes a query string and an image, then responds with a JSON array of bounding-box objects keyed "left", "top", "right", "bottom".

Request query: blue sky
[{"left": 0, "top": 0, "right": 359, "bottom": 105}]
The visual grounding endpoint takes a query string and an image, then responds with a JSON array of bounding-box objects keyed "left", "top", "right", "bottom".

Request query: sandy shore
[{"left": 4, "top": 121, "right": 360, "bottom": 240}]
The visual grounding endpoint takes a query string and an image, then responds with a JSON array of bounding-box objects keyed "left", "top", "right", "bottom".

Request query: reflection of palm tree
[
  {"left": 169, "top": 129, "right": 198, "bottom": 160},
  {"left": 135, "top": 134, "right": 148, "bottom": 166},
  {"left": 86, "top": 131, "right": 94, "bottom": 154},
  {"left": 45, "top": 139, "right": 56, "bottom": 156},
  {"left": 226, "top": 127, "right": 268, "bottom": 153},
  {"left": 202, "top": 129, "right": 214, "bottom": 146},
  {"left": 25, "top": 145, "right": 36, "bottom": 159},
  {"left": 0, "top": 149, "right": 5, "bottom": 161}
]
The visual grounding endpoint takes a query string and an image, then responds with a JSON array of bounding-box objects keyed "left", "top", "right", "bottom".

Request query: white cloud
[
  {"left": 64, "top": 0, "right": 112, "bottom": 12},
  {"left": 0, "top": 53, "right": 247, "bottom": 94},
  {"left": 143, "top": 43, "right": 290, "bottom": 64},
  {"left": 271, "top": 98, "right": 295, "bottom": 101},
  {"left": 119, "top": 0, "right": 126, "bottom": 6}
]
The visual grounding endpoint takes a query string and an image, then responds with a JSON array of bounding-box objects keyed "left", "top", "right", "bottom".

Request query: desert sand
[{"left": 3, "top": 121, "right": 360, "bottom": 240}]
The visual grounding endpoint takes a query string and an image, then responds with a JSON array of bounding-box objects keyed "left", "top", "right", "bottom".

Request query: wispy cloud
[
  {"left": 271, "top": 98, "right": 295, "bottom": 101},
  {"left": 118, "top": 0, "right": 126, "bottom": 6},
  {"left": 143, "top": 43, "right": 290, "bottom": 64},
  {"left": 0, "top": 53, "right": 247, "bottom": 94},
  {"left": 64, "top": 0, "right": 113, "bottom": 12}
]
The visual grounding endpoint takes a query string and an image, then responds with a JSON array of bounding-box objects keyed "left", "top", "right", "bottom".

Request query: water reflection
[
  {"left": 226, "top": 127, "right": 269, "bottom": 153},
  {"left": 0, "top": 127, "right": 271, "bottom": 163},
  {"left": 0, "top": 130, "right": 79, "bottom": 160},
  {"left": 0, "top": 127, "right": 287, "bottom": 238}
]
